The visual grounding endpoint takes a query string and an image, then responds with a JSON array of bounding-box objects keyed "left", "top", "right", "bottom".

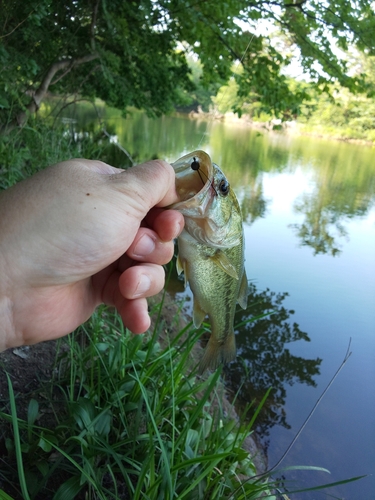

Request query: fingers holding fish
[
  {"left": 126, "top": 227, "right": 176, "bottom": 264},
  {"left": 117, "top": 297, "right": 151, "bottom": 334},
  {"left": 143, "top": 208, "right": 184, "bottom": 242},
  {"left": 119, "top": 263, "right": 165, "bottom": 300},
  {"left": 97, "top": 209, "right": 179, "bottom": 334},
  {"left": 116, "top": 263, "right": 164, "bottom": 333},
  {"left": 95, "top": 261, "right": 165, "bottom": 334}
]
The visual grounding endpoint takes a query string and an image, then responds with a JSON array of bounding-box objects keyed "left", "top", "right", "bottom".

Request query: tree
[{"left": 1, "top": 0, "right": 375, "bottom": 133}]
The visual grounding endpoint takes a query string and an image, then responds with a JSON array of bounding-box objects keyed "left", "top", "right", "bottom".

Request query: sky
[{"left": 236, "top": 14, "right": 347, "bottom": 81}]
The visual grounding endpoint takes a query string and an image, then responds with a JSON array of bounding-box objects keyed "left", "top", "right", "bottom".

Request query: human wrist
[
  {"left": 0, "top": 259, "right": 27, "bottom": 351},
  {"left": 0, "top": 296, "right": 15, "bottom": 351},
  {"left": 0, "top": 189, "right": 15, "bottom": 350},
  {"left": 0, "top": 257, "right": 15, "bottom": 351}
]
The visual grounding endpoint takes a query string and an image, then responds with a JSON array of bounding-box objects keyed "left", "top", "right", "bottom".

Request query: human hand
[{"left": 0, "top": 159, "right": 184, "bottom": 351}]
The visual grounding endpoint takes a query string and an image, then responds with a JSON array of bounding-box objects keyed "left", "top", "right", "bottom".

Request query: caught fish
[{"left": 170, "top": 150, "right": 248, "bottom": 372}]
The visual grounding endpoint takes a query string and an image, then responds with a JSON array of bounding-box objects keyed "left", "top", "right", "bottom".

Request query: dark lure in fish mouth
[{"left": 190, "top": 156, "right": 217, "bottom": 195}]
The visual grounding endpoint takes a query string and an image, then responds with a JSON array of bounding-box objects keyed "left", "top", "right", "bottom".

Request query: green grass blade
[
  {"left": 40, "top": 437, "right": 107, "bottom": 500},
  {"left": 247, "top": 386, "right": 272, "bottom": 430},
  {"left": 52, "top": 476, "right": 83, "bottom": 500},
  {"left": 0, "top": 489, "right": 15, "bottom": 500},
  {"left": 131, "top": 362, "right": 174, "bottom": 499},
  {"left": 6, "top": 373, "right": 31, "bottom": 500},
  {"left": 286, "top": 474, "right": 367, "bottom": 494}
]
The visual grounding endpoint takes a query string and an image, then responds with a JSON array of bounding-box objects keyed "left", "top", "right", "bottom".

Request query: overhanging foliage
[{"left": 1, "top": 0, "right": 375, "bottom": 132}]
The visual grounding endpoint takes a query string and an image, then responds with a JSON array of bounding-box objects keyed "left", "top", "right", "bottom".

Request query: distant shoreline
[{"left": 185, "top": 110, "right": 375, "bottom": 147}]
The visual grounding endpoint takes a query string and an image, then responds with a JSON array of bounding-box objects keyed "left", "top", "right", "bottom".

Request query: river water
[{"left": 59, "top": 104, "right": 375, "bottom": 498}]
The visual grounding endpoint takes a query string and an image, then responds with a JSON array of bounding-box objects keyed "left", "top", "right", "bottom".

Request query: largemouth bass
[{"left": 170, "top": 150, "right": 248, "bottom": 372}]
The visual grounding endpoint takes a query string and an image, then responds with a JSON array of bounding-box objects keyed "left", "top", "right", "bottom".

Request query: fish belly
[{"left": 177, "top": 230, "right": 244, "bottom": 371}]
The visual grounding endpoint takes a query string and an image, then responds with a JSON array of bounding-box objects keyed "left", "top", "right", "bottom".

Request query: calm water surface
[{"left": 62, "top": 105, "right": 375, "bottom": 498}]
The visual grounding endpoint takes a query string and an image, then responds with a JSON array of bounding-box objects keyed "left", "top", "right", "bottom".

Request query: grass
[
  {"left": 0, "top": 301, "right": 276, "bottom": 499},
  {"left": 0, "top": 115, "right": 132, "bottom": 191}
]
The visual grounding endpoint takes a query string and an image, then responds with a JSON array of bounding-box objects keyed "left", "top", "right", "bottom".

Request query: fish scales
[{"left": 170, "top": 150, "right": 248, "bottom": 372}]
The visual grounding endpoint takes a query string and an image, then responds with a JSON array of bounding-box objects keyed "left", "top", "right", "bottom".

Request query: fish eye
[{"left": 218, "top": 179, "right": 230, "bottom": 196}]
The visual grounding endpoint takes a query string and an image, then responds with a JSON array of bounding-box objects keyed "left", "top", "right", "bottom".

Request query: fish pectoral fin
[
  {"left": 193, "top": 300, "right": 206, "bottom": 328},
  {"left": 176, "top": 254, "right": 188, "bottom": 287},
  {"left": 210, "top": 250, "right": 239, "bottom": 280},
  {"left": 176, "top": 254, "right": 184, "bottom": 275},
  {"left": 237, "top": 270, "right": 248, "bottom": 310}
]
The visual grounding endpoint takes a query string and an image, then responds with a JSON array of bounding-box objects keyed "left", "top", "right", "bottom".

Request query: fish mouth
[{"left": 170, "top": 150, "right": 214, "bottom": 216}]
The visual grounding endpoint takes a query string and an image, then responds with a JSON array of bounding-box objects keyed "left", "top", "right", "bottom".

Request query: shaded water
[{"left": 57, "top": 104, "right": 375, "bottom": 498}]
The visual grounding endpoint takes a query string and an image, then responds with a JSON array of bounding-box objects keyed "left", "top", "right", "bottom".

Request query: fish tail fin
[{"left": 198, "top": 333, "right": 236, "bottom": 374}]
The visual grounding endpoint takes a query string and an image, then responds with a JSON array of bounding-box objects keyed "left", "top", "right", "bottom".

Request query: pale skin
[{"left": 0, "top": 159, "right": 184, "bottom": 352}]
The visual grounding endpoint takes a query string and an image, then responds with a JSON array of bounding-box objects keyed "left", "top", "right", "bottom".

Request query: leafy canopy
[{"left": 1, "top": 0, "right": 375, "bottom": 130}]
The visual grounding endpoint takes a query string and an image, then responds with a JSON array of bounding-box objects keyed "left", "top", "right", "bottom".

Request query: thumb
[{"left": 110, "top": 159, "right": 179, "bottom": 211}]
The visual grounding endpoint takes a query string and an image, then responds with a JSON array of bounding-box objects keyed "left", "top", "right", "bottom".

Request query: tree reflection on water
[
  {"left": 290, "top": 186, "right": 372, "bottom": 256},
  {"left": 224, "top": 283, "right": 322, "bottom": 440}
]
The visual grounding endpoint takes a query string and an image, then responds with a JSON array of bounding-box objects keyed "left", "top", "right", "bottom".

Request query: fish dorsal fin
[
  {"left": 211, "top": 250, "right": 239, "bottom": 280},
  {"left": 193, "top": 300, "right": 206, "bottom": 328},
  {"left": 237, "top": 270, "right": 248, "bottom": 310}
]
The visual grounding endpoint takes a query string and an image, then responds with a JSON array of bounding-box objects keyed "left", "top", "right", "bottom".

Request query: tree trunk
[{"left": 0, "top": 53, "right": 99, "bottom": 135}]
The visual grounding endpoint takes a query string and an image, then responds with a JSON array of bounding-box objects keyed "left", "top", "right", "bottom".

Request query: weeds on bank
[
  {"left": 0, "top": 117, "right": 131, "bottom": 190},
  {"left": 0, "top": 305, "right": 275, "bottom": 499}
]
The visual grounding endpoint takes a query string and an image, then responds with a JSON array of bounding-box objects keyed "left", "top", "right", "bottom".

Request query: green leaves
[
  {"left": 53, "top": 476, "right": 84, "bottom": 500},
  {"left": 2, "top": 0, "right": 375, "bottom": 131}
]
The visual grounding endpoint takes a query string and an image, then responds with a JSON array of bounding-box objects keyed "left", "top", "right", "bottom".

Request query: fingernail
[
  {"left": 134, "top": 274, "right": 151, "bottom": 297},
  {"left": 176, "top": 219, "right": 184, "bottom": 237},
  {"left": 133, "top": 234, "right": 156, "bottom": 257}
]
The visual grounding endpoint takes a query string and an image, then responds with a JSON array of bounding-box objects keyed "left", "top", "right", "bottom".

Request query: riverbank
[
  {"left": 0, "top": 292, "right": 270, "bottom": 498},
  {"left": 187, "top": 108, "right": 375, "bottom": 146}
]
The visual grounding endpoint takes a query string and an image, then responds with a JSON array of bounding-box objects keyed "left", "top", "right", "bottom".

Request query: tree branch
[
  {"left": 90, "top": 0, "right": 100, "bottom": 51},
  {"left": 0, "top": 53, "right": 99, "bottom": 134},
  {"left": 0, "top": 6, "right": 36, "bottom": 39}
]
